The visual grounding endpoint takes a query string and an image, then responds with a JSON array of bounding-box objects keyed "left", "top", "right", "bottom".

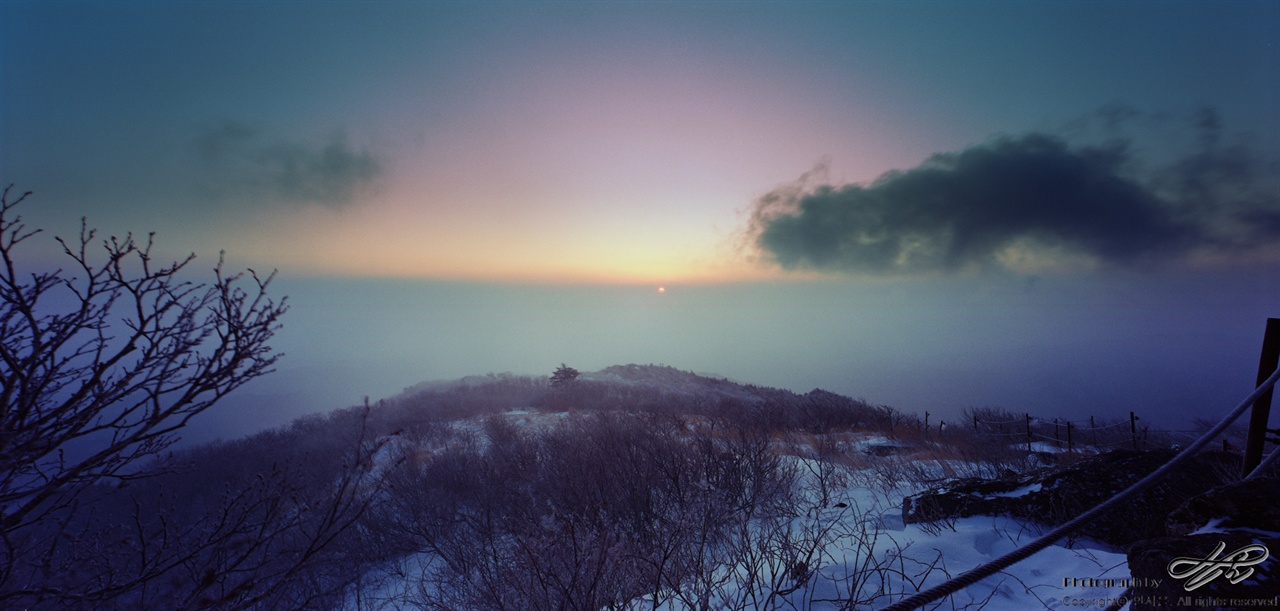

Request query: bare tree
[{"left": 0, "top": 186, "right": 289, "bottom": 601}]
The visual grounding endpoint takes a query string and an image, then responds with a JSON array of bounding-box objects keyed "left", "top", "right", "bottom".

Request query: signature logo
[{"left": 1167, "top": 541, "right": 1270, "bottom": 591}]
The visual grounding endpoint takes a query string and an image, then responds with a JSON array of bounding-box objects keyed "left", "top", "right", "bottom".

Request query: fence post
[
  {"left": 1067, "top": 421, "right": 1073, "bottom": 453},
  {"left": 1242, "top": 317, "right": 1280, "bottom": 477},
  {"left": 1130, "top": 411, "right": 1139, "bottom": 451},
  {"left": 1025, "top": 413, "right": 1032, "bottom": 453}
]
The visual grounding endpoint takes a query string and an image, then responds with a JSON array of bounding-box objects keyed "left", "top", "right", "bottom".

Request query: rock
[
  {"left": 1126, "top": 532, "right": 1279, "bottom": 610},
  {"left": 1123, "top": 478, "right": 1280, "bottom": 609},
  {"left": 901, "top": 475, "right": 1042, "bottom": 524},
  {"left": 902, "top": 450, "right": 1241, "bottom": 547},
  {"left": 901, "top": 450, "right": 1279, "bottom": 607},
  {"left": 1166, "top": 477, "right": 1280, "bottom": 536}
]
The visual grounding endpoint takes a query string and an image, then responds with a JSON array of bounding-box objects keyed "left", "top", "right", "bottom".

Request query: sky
[{"left": 2, "top": 1, "right": 1279, "bottom": 440}]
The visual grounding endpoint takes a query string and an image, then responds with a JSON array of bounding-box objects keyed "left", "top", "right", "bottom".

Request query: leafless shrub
[
  {"left": 786, "top": 432, "right": 857, "bottom": 511},
  {"left": 359, "top": 412, "right": 812, "bottom": 610},
  {"left": 0, "top": 187, "right": 392, "bottom": 609}
]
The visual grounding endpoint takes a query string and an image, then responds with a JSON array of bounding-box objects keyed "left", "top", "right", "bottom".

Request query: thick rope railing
[
  {"left": 976, "top": 417, "right": 1024, "bottom": 425},
  {"left": 1245, "top": 438, "right": 1280, "bottom": 480},
  {"left": 879, "top": 364, "right": 1280, "bottom": 611}
]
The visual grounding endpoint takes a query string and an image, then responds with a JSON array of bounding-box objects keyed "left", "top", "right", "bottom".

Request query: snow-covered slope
[{"left": 343, "top": 365, "right": 1138, "bottom": 610}]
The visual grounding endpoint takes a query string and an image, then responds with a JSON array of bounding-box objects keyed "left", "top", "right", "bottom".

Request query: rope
[
  {"left": 1245, "top": 447, "right": 1280, "bottom": 480},
  {"left": 1058, "top": 419, "right": 1119, "bottom": 428},
  {"left": 879, "top": 364, "right": 1280, "bottom": 611},
  {"left": 975, "top": 418, "right": 1128, "bottom": 432},
  {"left": 976, "top": 417, "right": 1025, "bottom": 425}
]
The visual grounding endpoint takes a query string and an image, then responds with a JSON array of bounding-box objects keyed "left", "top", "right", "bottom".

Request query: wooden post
[
  {"left": 1090, "top": 415, "right": 1097, "bottom": 447},
  {"left": 1025, "top": 413, "right": 1032, "bottom": 453},
  {"left": 1130, "top": 411, "right": 1139, "bottom": 451},
  {"left": 1242, "top": 318, "right": 1280, "bottom": 477},
  {"left": 924, "top": 411, "right": 930, "bottom": 441},
  {"left": 1067, "top": 421, "right": 1073, "bottom": 453}
]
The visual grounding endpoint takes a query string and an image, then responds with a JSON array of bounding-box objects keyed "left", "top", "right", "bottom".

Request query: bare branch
[{"left": 0, "top": 189, "right": 291, "bottom": 604}]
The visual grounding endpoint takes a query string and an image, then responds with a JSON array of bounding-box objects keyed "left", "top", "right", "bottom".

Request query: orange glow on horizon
[
  {"left": 269, "top": 255, "right": 790, "bottom": 286},
  {"left": 222, "top": 192, "right": 804, "bottom": 286}
]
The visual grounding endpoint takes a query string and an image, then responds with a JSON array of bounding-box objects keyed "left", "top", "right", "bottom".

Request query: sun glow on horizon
[{"left": 212, "top": 180, "right": 809, "bottom": 285}]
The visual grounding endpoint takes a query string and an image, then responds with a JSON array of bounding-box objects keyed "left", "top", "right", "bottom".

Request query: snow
[
  {"left": 1029, "top": 441, "right": 1072, "bottom": 454},
  {"left": 493, "top": 407, "right": 569, "bottom": 429},
  {"left": 1190, "top": 518, "right": 1280, "bottom": 539},
  {"left": 1191, "top": 517, "right": 1229, "bottom": 535},
  {"left": 348, "top": 449, "right": 1134, "bottom": 610},
  {"left": 760, "top": 475, "right": 1131, "bottom": 611},
  {"left": 876, "top": 514, "right": 1131, "bottom": 610},
  {"left": 984, "top": 483, "right": 1044, "bottom": 499},
  {"left": 851, "top": 435, "right": 911, "bottom": 453}
]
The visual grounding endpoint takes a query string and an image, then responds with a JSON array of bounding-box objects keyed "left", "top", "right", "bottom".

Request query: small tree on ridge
[{"left": 550, "top": 363, "right": 580, "bottom": 387}]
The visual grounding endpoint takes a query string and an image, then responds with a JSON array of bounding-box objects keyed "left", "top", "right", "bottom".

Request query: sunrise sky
[{"left": 3, "top": 1, "right": 1279, "bottom": 438}]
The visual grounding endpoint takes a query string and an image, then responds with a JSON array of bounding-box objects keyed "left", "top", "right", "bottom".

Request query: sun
[{"left": 657, "top": 286, "right": 666, "bottom": 294}]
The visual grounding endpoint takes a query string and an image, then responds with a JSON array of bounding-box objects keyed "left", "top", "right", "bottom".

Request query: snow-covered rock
[{"left": 902, "top": 449, "right": 1242, "bottom": 547}]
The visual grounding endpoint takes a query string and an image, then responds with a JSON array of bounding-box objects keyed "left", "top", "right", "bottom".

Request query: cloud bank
[
  {"left": 749, "top": 112, "right": 1280, "bottom": 276},
  {"left": 195, "top": 122, "right": 381, "bottom": 208}
]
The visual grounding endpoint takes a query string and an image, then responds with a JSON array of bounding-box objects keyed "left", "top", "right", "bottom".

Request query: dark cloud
[
  {"left": 749, "top": 115, "right": 1279, "bottom": 276},
  {"left": 195, "top": 122, "right": 381, "bottom": 208}
]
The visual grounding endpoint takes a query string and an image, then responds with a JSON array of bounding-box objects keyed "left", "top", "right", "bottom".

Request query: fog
[{"left": 191, "top": 271, "right": 1277, "bottom": 442}]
